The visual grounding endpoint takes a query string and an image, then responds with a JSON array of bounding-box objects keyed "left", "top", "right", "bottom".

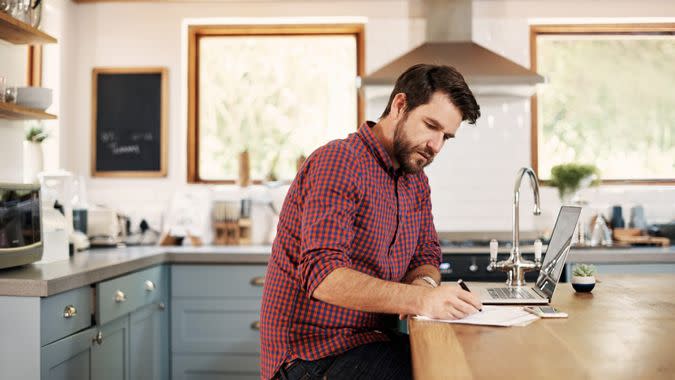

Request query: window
[
  {"left": 530, "top": 24, "right": 675, "bottom": 184},
  {"left": 187, "top": 24, "right": 364, "bottom": 183}
]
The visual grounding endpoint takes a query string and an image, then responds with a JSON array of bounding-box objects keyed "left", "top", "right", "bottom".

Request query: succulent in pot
[{"left": 571, "top": 263, "right": 597, "bottom": 293}]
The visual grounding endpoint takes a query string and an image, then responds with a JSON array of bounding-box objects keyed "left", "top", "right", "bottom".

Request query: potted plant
[
  {"left": 23, "top": 124, "right": 48, "bottom": 183},
  {"left": 571, "top": 263, "right": 597, "bottom": 293},
  {"left": 549, "top": 163, "right": 600, "bottom": 204}
]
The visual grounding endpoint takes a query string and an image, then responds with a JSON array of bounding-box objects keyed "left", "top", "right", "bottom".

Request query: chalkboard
[{"left": 91, "top": 67, "right": 168, "bottom": 177}]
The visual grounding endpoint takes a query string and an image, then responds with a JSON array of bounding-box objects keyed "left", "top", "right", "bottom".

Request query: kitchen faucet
[{"left": 487, "top": 167, "right": 542, "bottom": 286}]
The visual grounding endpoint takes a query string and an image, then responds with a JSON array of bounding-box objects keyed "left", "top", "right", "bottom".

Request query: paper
[{"left": 414, "top": 306, "right": 539, "bottom": 327}]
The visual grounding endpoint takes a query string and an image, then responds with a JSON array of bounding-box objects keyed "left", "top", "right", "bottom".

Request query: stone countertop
[{"left": 0, "top": 244, "right": 673, "bottom": 297}]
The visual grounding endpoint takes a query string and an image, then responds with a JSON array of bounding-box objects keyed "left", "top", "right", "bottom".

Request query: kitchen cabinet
[
  {"left": 129, "top": 301, "right": 169, "bottom": 380},
  {"left": 92, "top": 315, "right": 130, "bottom": 380},
  {"left": 36, "top": 265, "right": 169, "bottom": 380},
  {"left": 41, "top": 326, "right": 97, "bottom": 380},
  {"left": 172, "top": 265, "right": 266, "bottom": 379}
]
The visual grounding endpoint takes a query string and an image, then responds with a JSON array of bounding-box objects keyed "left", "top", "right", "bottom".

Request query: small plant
[
  {"left": 549, "top": 163, "right": 600, "bottom": 201},
  {"left": 25, "top": 126, "right": 49, "bottom": 143},
  {"left": 572, "top": 263, "right": 597, "bottom": 277}
]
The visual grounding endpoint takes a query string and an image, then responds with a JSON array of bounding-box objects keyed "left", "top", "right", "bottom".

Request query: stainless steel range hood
[{"left": 363, "top": 0, "right": 544, "bottom": 97}]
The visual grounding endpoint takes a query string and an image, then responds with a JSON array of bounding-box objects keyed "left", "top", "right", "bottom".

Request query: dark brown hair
[{"left": 380, "top": 64, "right": 480, "bottom": 124}]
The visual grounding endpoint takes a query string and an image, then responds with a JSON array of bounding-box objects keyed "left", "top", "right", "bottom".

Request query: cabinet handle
[
  {"left": 158, "top": 302, "right": 166, "bottom": 311},
  {"left": 93, "top": 331, "right": 103, "bottom": 345},
  {"left": 250, "top": 276, "right": 265, "bottom": 287},
  {"left": 145, "top": 280, "right": 156, "bottom": 292},
  {"left": 114, "top": 290, "right": 127, "bottom": 303},
  {"left": 63, "top": 305, "right": 77, "bottom": 318},
  {"left": 250, "top": 321, "right": 260, "bottom": 331}
]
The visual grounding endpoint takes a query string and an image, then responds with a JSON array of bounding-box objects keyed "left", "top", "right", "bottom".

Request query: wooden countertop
[{"left": 408, "top": 274, "right": 675, "bottom": 380}]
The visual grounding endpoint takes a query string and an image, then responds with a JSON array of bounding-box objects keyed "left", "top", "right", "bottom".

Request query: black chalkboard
[{"left": 92, "top": 68, "right": 167, "bottom": 177}]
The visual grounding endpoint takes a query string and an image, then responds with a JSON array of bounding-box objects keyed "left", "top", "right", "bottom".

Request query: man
[{"left": 260, "top": 64, "right": 482, "bottom": 380}]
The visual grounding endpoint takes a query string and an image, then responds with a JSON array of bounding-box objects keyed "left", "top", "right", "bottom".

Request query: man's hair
[{"left": 380, "top": 64, "right": 480, "bottom": 124}]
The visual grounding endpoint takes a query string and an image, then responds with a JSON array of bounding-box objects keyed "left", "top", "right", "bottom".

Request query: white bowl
[{"left": 16, "top": 87, "right": 53, "bottom": 110}]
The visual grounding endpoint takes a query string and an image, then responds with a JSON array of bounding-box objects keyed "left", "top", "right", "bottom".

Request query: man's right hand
[{"left": 419, "top": 285, "right": 483, "bottom": 320}]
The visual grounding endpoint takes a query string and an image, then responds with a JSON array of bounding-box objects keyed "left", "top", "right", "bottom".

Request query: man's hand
[
  {"left": 399, "top": 278, "right": 436, "bottom": 320},
  {"left": 419, "top": 285, "right": 483, "bottom": 320}
]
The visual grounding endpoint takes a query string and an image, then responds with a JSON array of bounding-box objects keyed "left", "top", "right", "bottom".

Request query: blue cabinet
[
  {"left": 172, "top": 265, "right": 266, "bottom": 379},
  {"left": 92, "top": 315, "right": 130, "bottom": 380},
  {"left": 41, "top": 327, "right": 97, "bottom": 380},
  {"left": 130, "top": 301, "right": 169, "bottom": 380}
]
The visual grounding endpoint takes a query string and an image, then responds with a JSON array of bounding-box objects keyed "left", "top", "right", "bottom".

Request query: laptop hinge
[{"left": 532, "top": 286, "right": 549, "bottom": 300}]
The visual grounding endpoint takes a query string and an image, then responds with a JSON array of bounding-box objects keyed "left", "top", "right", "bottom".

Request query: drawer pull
[
  {"left": 250, "top": 276, "right": 265, "bottom": 287},
  {"left": 145, "top": 280, "right": 156, "bottom": 292},
  {"left": 93, "top": 331, "right": 103, "bottom": 345},
  {"left": 158, "top": 302, "right": 166, "bottom": 311},
  {"left": 114, "top": 290, "right": 127, "bottom": 303},
  {"left": 250, "top": 321, "right": 260, "bottom": 331},
  {"left": 63, "top": 305, "right": 77, "bottom": 318}
]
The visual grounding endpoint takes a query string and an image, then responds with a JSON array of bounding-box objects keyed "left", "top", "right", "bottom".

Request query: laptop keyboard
[{"left": 487, "top": 287, "right": 535, "bottom": 299}]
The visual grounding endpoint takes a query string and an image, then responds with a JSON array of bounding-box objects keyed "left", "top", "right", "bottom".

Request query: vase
[
  {"left": 238, "top": 150, "right": 251, "bottom": 187},
  {"left": 22, "top": 141, "right": 43, "bottom": 183}
]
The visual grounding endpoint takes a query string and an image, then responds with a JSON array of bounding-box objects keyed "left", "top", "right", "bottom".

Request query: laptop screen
[{"left": 535, "top": 206, "right": 582, "bottom": 300}]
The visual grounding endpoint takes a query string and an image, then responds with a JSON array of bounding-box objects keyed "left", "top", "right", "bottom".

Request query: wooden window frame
[
  {"left": 529, "top": 23, "right": 675, "bottom": 185},
  {"left": 187, "top": 23, "right": 365, "bottom": 184}
]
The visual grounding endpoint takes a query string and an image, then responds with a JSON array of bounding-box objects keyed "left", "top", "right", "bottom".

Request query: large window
[
  {"left": 187, "top": 24, "right": 364, "bottom": 183},
  {"left": 530, "top": 24, "right": 674, "bottom": 184}
]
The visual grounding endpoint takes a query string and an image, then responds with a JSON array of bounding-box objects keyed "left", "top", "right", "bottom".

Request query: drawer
[
  {"left": 41, "top": 286, "right": 93, "bottom": 346},
  {"left": 172, "top": 354, "right": 260, "bottom": 380},
  {"left": 172, "top": 265, "right": 266, "bottom": 298},
  {"left": 172, "top": 299, "right": 261, "bottom": 354},
  {"left": 97, "top": 265, "right": 166, "bottom": 325}
]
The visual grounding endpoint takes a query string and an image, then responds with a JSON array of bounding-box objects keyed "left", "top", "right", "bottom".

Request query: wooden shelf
[
  {"left": 0, "top": 102, "right": 56, "bottom": 120},
  {"left": 0, "top": 11, "right": 57, "bottom": 45}
]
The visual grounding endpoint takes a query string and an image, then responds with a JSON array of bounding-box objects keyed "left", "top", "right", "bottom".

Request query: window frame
[
  {"left": 529, "top": 23, "right": 675, "bottom": 185},
  {"left": 187, "top": 23, "right": 365, "bottom": 184}
]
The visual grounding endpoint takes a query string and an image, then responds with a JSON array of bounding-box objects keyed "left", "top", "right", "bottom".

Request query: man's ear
[{"left": 391, "top": 93, "right": 407, "bottom": 120}]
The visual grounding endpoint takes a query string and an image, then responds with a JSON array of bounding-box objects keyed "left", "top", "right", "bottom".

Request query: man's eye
[{"left": 443, "top": 134, "right": 453, "bottom": 141}]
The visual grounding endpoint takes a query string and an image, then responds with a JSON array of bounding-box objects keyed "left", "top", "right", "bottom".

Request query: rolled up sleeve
[
  {"left": 298, "top": 143, "right": 362, "bottom": 298},
  {"left": 408, "top": 175, "right": 441, "bottom": 270}
]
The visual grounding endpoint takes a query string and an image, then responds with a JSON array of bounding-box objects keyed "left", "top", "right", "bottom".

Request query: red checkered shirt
[{"left": 260, "top": 121, "right": 441, "bottom": 379}]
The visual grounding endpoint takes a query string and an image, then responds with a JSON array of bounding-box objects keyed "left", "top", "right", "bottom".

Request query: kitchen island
[{"left": 408, "top": 274, "right": 675, "bottom": 380}]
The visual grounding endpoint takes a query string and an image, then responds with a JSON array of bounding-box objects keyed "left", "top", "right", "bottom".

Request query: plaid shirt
[{"left": 260, "top": 121, "right": 441, "bottom": 379}]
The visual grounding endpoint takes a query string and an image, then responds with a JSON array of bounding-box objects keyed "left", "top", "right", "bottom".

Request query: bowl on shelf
[{"left": 16, "top": 87, "right": 52, "bottom": 110}]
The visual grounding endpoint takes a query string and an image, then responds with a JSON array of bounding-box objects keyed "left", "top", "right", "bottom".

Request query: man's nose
[{"left": 427, "top": 133, "right": 443, "bottom": 155}]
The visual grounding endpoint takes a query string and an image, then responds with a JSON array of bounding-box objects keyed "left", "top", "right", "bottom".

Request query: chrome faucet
[{"left": 487, "top": 167, "right": 542, "bottom": 286}]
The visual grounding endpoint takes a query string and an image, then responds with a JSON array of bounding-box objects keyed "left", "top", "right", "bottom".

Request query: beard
[{"left": 392, "top": 117, "right": 435, "bottom": 174}]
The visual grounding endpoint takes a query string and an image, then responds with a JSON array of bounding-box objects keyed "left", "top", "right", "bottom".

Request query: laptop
[{"left": 479, "top": 206, "right": 582, "bottom": 305}]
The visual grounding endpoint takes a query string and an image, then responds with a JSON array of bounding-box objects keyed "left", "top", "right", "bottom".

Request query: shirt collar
[{"left": 358, "top": 121, "right": 401, "bottom": 177}]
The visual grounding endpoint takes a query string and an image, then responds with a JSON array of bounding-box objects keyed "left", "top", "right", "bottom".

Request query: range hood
[{"left": 363, "top": 0, "right": 544, "bottom": 97}]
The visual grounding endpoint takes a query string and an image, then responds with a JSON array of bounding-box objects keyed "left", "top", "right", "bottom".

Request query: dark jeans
[{"left": 279, "top": 332, "right": 412, "bottom": 380}]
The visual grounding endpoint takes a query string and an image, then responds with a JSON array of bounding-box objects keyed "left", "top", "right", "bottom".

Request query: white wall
[{"left": 50, "top": 0, "right": 675, "bottom": 235}]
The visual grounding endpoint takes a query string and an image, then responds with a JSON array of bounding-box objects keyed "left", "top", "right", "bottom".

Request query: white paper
[{"left": 413, "top": 306, "right": 539, "bottom": 327}]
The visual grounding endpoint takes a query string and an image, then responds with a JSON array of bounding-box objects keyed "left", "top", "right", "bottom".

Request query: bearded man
[{"left": 260, "top": 64, "right": 482, "bottom": 380}]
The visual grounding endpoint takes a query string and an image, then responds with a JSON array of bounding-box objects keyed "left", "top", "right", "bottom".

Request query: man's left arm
[{"left": 403, "top": 175, "right": 442, "bottom": 288}]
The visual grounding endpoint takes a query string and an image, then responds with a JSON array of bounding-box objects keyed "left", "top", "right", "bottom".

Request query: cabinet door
[
  {"left": 130, "top": 301, "right": 169, "bottom": 380},
  {"left": 92, "top": 315, "right": 130, "bottom": 380},
  {"left": 41, "top": 327, "right": 97, "bottom": 380}
]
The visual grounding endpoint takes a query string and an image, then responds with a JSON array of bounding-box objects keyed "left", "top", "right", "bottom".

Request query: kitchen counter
[
  {"left": 0, "top": 244, "right": 673, "bottom": 297},
  {"left": 408, "top": 274, "right": 675, "bottom": 380}
]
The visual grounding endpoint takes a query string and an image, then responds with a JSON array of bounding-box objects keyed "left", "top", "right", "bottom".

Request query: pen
[{"left": 457, "top": 279, "right": 482, "bottom": 312}]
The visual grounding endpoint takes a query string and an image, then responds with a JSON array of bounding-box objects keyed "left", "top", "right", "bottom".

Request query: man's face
[{"left": 392, "top": 92, "right": 463, "bottom": 174}]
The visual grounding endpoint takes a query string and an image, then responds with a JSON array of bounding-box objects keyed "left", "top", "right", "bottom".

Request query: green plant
[
  {"left": 25, "top": 126, "right": 49, "bottom": 143},
  {"left": 572, "top": 263, "right": 597, "bottom": 277},
  {"left": 549, "top": 163, "right": 600, "bottom": 201}
]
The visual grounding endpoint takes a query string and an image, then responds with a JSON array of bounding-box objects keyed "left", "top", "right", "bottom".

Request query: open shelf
[
  {"left": 0, "top": 102, "right": 56, "bottom": 120},
  {"left": 0, "top": 11, "right": 57, "bottom": 45}
]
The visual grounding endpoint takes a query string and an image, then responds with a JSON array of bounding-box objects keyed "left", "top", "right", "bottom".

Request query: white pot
[
  {"left": 23, "top": 141, "right": 44, "bottom": 183},
  {"left": 571, "top": 275, "right": 596, "bottom": 293}
]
